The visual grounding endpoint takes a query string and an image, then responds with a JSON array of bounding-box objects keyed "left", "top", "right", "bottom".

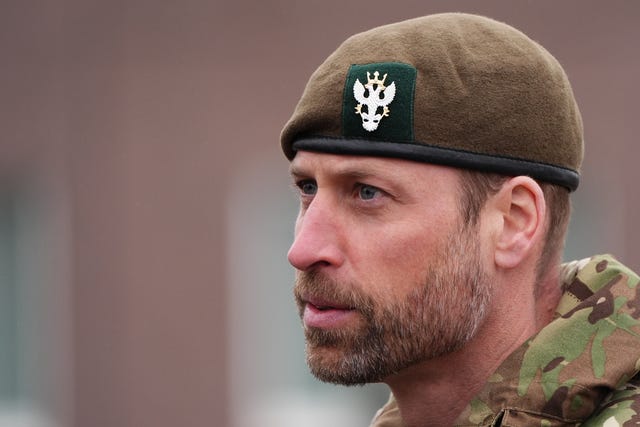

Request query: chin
[{"left": 305, "top": 343, "right": 390, "bottom": 386}]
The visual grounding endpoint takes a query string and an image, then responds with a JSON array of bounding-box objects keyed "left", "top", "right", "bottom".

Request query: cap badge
[
  {"left": 354, "top": 71, "right": 396, "bottom": 132},
  {"left": 342, "top": 62, "right": 415, "bottom": 141}
]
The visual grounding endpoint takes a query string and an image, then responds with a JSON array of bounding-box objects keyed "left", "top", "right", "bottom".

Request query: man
[{"left": 280, "top": 13, "right": 640, "bottom": 426}]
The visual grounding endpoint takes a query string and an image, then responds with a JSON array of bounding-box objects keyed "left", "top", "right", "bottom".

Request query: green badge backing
[{"left": 342, "top": 62, "right": 417, "bottom": 142}]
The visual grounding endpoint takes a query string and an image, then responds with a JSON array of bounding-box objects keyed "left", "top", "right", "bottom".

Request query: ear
[{"left": 490, "top": 177, "right": 546, "bottom": 269}]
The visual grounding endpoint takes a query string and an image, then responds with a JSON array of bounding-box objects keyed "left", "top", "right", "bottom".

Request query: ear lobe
[{"left": 493, "top": 177, "right": 546, "bottom": 269}]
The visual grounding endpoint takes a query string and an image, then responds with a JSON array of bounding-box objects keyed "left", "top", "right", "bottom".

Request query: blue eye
[
  {"left": 298, "top": 180, "right": 317, "bottom": 196},
  {"left": 358, "top": 185, "right": 380, "bottom": 200}
]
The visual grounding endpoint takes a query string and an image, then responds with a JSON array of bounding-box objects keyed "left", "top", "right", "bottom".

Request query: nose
[{"left": 287, "top": 198, "right": 344, "bottom": 272}]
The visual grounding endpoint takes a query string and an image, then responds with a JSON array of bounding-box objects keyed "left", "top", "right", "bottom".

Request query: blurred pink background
[{"left": 1, "top": 1, "right": 638, "bottom": 426}]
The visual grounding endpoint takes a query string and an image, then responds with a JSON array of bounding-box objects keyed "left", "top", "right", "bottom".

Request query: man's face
[{"left": 288, "top": 151, "right": 493, "bottom": 385}]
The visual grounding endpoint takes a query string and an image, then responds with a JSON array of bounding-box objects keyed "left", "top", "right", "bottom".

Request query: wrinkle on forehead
[
  {"left": 290, "top": 152, "right": 393, "bottom": 177},
  {"left": 289, "top": 152, "right": 459, "bottom": 184}
]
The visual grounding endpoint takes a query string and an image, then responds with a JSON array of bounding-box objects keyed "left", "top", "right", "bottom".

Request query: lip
[
  {"left": 302, "top": 298, "right": 357, "bottom": 329},
  {"left": 305, "top": 296, "right": 353, "bottom": 311}
]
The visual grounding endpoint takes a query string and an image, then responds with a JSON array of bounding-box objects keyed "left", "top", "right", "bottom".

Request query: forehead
[{"left": 289, "top": 151, "right": 461, "bottom": 186}]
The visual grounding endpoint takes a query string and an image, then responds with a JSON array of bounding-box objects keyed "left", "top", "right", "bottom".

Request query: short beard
[{"left": 293, "top": 229, "right": 492, "bottom": 385}]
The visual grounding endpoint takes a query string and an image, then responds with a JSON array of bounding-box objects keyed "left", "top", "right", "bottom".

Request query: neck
[{"left": 384, "top": 268, "right": 562, "bottom": 427}]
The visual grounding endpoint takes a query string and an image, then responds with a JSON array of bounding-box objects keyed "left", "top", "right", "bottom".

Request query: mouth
[
  {"left": 306, "top": 297, "right": 353, "bottom": 311},
  {"left": 302, "top": 297, "right": 357, "bottom": 329}
]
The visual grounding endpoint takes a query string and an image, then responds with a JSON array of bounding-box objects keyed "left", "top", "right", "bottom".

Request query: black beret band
[{"left": 293, "top": 137, "right": 579, "bottom": 191}]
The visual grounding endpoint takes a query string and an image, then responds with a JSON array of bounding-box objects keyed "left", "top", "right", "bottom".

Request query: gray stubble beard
[{"left": 295, "top": 229, "right": 492, "bottom": 386}]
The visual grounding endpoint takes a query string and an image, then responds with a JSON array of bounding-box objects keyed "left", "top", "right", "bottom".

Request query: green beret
[{"left": 281, "top": 13, "right": 584, "bottom": 191}]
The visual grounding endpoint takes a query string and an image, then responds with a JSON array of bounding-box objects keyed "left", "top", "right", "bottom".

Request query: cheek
[
  {"left": 377, "top": 213, "right": 454, "bottom": 262},
  {"left": 350, "top": 225, "right": 446, "bottom": 297}
]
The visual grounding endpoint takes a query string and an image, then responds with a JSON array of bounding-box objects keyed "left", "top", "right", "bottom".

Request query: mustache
[{"left": 294, "top": 271, "right": 375, "bottom": 317}]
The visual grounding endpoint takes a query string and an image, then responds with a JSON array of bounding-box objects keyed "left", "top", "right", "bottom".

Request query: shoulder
[{"left": 582, "top": 375, "right": 640, "bottom": 426}]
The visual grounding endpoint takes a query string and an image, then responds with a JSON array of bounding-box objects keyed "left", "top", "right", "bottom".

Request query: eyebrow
[
  {"left": 289, "top": 162, "right": 384, "bottom": 182},
  {"left": 288, "top": 163, "right": 307, "bottom": 177}
]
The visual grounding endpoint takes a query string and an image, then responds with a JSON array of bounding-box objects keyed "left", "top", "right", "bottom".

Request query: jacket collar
[{"left": 371, "top": 255, "right": 640, "bottom": 426}]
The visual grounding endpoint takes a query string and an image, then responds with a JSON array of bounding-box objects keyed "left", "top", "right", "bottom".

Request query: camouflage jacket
[{"left": 370, "top": 255, "right": 640, "bottom": 426}]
